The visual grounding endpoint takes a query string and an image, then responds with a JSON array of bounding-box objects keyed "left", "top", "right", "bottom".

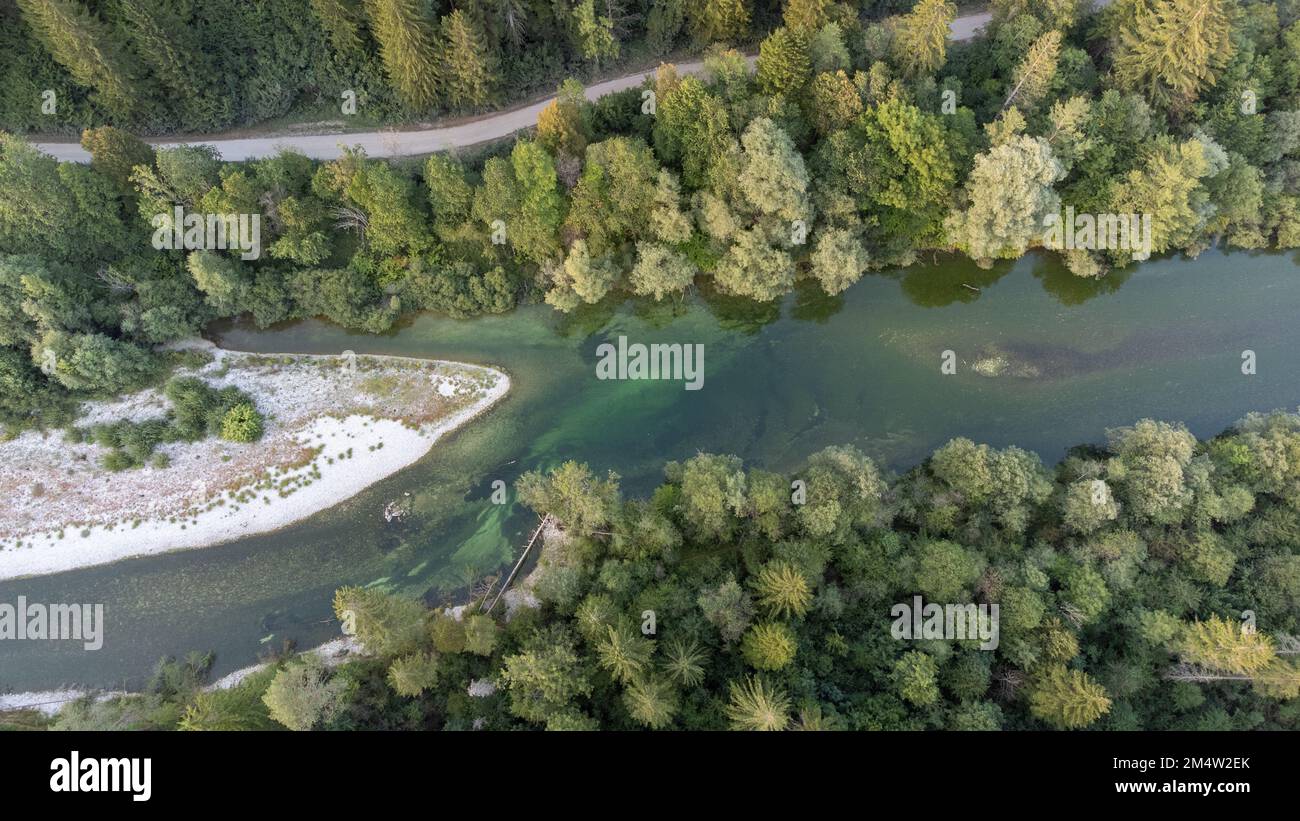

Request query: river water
[{"left": 3, "top": 249, "right": 1299, "bottom": 692}]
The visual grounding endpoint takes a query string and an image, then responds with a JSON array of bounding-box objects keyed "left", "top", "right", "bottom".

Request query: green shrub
[
  {"left": 87, "top": 379, "right": 261, "bottom": 468},
  {"left": 220, "top": 402, "right": 264, "bottom": 443}
]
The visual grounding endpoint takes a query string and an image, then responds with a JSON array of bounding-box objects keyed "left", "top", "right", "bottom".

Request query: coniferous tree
[
  {"left": 756, "top": 27, "right": 811, "bottom": 98},
  {"left": 425, "top": 154, "right": 474, "bottom": 237},
  {"left": 441, "top": 10, "right": 498, "bottom": 109},
  {"left": 1109, "top": 137, "right": 1212, "bottom": 257},
  {"left": 807, "top": 70, "right": 863, "bottom": 135},
  {"left": 892, "top": 0, "right": 956, "bottom": 78},
  {"left": 366, "top": 0, "right": 442, "bottom": 111},
  {"left": 662, "top": 636, "right": 708, "bottom": 687},
  {"left": 894, "top": 650, "right": 941, "bottom": 706},
  {"left": 79, "top": 126, "right": 154, "bottom": 194},
  {"left": 991, "top": 0, "right": 1079, "bottom": 32},
  {"left": 311, "top": 0, "right": 366, "bottom": 55},
  {"left": 262, "top": 655, "right": 349, "bottom": 731},
  {"left": 653, "top": 76, "right": 732, "bottom": 190},
  {"left": 536, "top": 80, "right": 589, "bottom": 157},
  {"left": 572, "top": 0, "right": 619, "bottom": 70},
  {"left": 1173, "top": 615, "right": 1276, "bottom": 675},
  {"left": 1028, "top": 665, "right": 1112, "bottom": 729},
  {"left": 624, "top": 675, "right": 679, "bottom": 729},
  {"left": 116, "top": 0, "right": 226, "bottom": 129},
  {"left": 387, "top": 651, "right": 440, "bottom": 696},
  {"left": 751, "top": 560, "right": 812, "bottom": 619},
  {"left": 724, "top": 676, "right": 791, "bottom": 731},
  {"left": 500, "top": 629, "right": 593, "bottom": 724},
  {"left": 515, "top": 458, "right": 619, "bottom": 535},
  {"left": 1002, "top": 29, "right": 1062, "bottom": 112},
  {"left": 332, "top": 586, "right": 430, "bottom": 658},
  {"left": 17, "top": 0, "right": 142, "bottom": 115},
  {"left": 1112, "top": 0, "right": 1234, "bottom": 112},
  {"left": 741, "top": 622, "right": 797, "bottom": 670},
  {"left": 782, "top": 0, "right": 830, "bottom": 32},
  {"left": 646, "top": 0, "right": 685, "bottom": 54},
  {"left": 685, "top": 0, "right": 749, "bottom": 44}
]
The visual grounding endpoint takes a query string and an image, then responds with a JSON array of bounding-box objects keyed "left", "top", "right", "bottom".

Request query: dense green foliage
[
  {"left": 4, "top": 1, "right": 1299, "bottom": 440},
  {"left": 51, "top": 413, "right": 1300, "bottom": 731},
  {"left": 71, "top": 377, "right": 264, "bottom": 470},
  {"left": 1, "top": 0, "right": 920, "bottom": 134},
  {"left": 0, "top": 127, "right": 526, "bottom": 434},
  {"left": 4, "top": 0, "right": 1299, "bottom": 736}
]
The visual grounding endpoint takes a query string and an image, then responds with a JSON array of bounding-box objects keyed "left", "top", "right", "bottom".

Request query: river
[{"left": 3, "top": 248, "right": 1298, "bottom": 692}]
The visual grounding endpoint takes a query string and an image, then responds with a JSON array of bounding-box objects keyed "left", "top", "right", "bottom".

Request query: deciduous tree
[
  {"left": 262, "top": 655, "right": 350, "bottom": 731},
  {"left": 945, "top": 136, "right": 1063, "bottom": 265}
]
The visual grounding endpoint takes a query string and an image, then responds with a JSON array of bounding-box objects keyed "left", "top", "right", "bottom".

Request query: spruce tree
[
  {"left": 756, "top": 26, "right": 811, "bottom": 98},
  {"left": 311, "top": 0, "right": 366, "bottom": 55},
  {"left": 892, "top": 0, "right": 956, "bottom": 78},
  {"left": 16, "top": 0, "right": 141, "bottom": 115},
  {"left": 1002, "top": 29, "right": 1061, "bottom": 112},
  {"left": 1173, "top": 615, "right": 1277, "bottom": 675},
  {"left": 1028, "top": 665, "right": 1112, "bottom": 729},
  {"left": 116, "top": 0, "right": 225, "bottom": 128},
  {"left": 441, "top": 9, "right": 498, "bottom": 109},
  {"left": 685, "top": 0, "right": 749, "bottom": 44},
  {"left": 782, "top": 0, "right": 829, "bottom": 32},
  {"left": 1113, "top": 0, "right": 1234, "bottom": 112},
  {"left": 365, "top": 0, "right": 442, "bottom": 111}
]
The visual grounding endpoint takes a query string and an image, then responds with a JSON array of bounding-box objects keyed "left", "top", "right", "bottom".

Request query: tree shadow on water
[
  {"left": 697, "top": 281, "right": 782, "bottom": 335},
  {"left": 628, "top": 292, "right": 694, "bottom": 328},
  {"left": 1032, "top": 255, "right": 1132, "bottom": 306},
  {"left": 790, "top": 278, "right": 845, "bottom": 323},
  {"left": 551, "top": 292, "right": 623, "bottom": 338},
  {"left": 890, "top": 253, "right": 1012, "bottom": 307}
]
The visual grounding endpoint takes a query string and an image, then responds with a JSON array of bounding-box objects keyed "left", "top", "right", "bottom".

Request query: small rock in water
[{"left": 383, "top": 497, "right": 413, "bottom": 522}]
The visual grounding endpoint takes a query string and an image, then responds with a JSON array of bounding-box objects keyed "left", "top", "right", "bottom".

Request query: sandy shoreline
[{"left": 0, "top": 342, "right": 510, "bottom": 581}]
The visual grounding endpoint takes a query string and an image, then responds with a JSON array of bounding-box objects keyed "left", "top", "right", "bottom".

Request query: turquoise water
[{"left": 3, "top": 248, "right": 1300, "bottom": 692}]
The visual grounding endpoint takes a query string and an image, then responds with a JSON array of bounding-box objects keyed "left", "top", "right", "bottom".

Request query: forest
[
  {"left": 3, "top": 0, "right": 1300, "bottom": 733},
  {"left": 17, "top": 413, "right": 1300, "bottom": 730},
  {"left": 3, "top": 0, "right": 1300, "bottom": 439},
  {"left": 0, "top": 0, "right": 918, "bottom": 134}
]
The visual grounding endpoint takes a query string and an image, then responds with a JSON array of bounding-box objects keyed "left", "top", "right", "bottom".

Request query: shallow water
[{"left": 3, "top": 248, "right": 1299, "bottom": 692}]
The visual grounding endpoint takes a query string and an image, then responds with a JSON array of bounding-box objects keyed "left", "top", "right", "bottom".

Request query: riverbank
[
  {"left": 0, "top": 341, "right": 509, "bottom": 580},
  {"left": 0, "top": 636, "right": 364, "bottom": 717},
  {"left": 4, "top": 251, "right": 1298, "bottom": 694}
]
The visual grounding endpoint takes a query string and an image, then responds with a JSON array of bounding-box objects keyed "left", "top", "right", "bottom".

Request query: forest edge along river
[{"left": 2, "top": 247, "right": 1298, "bottom": 693}]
